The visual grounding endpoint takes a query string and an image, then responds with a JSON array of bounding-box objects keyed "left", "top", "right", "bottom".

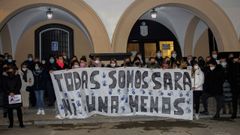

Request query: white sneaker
[
  {"left": 55, "top": 114, "right": 63, "bottom": 119},
  {"left": 41, "top": 110, "right": 45, "bottom": 115},
  {"left": 195, "top": 114, "right": 199, "bottom": 120},
  {"left": 36, "top": 109, "right": 41, "bottom": 115}
]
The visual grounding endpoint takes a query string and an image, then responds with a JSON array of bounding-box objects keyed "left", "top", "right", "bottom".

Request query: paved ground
[
  {"left": 0, "top": 97, "right": 239, "bottom": 135},
  {"left": 0, "top": 117, "right": 239, "bottom": 135}
]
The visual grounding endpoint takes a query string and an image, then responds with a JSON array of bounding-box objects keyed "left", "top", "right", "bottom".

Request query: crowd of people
[{"left": 0, "top": 50, "right": 240, "bottom": 128}]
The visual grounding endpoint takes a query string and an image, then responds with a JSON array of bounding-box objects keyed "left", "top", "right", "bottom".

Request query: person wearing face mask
[
  {"left": 2, "top": 66, "right": 24, "bottom": 128},
  {"left": 4, "top": 55, "right": 17, "bottom": 69},
  {"left": 211, "top": 51, "right": 220, "bottom": 64},
  {"left": 147, "top": 57, "right": 159, "bottom": 68},
  {"left": 56, "top": 55, "right": 68, "bottom": 70},
  {"left": 32, "top": 63, "right": 46, "bottom": 115},
  {"left": 201, "top": 59, "right": 225, "bottom": 119},
  {"left": 71, "top": 61, "right": 80, "bottom": 69},
  {"left": 191, "top": 62, "right": 204, "bottom": 120},
  {"left": 170, "top": 51, "right": 178, "bottom": 67},
  {"left": 219, "top": 58, "right": 233, "bottom": 115},
  {"left": 228, "top": 57, "right": 240, "bottom": 119},
  {"left": 134, "top": 52, "right": 144, "bottom": 65},
  {"left": 93, "top": 57, "right": 104, "bottom": 67},
  {"left": 107, "top": 59, "right": 118, "bottom": 68},
  {"left": 155, "top": 51, "right": 163, "bottom": 66},
  {"left": 23, "top": 54, "right": 34, "bottom": 71},
  {"left": 18, "top": 63, "right": 34, "bottom": 109},
  {"left": 122, "top": 57, "right": 132, "bottom": 67},
  {"left": 133, "top": 57, "right": 142, "bottom": 67},
  {"left": 79, "top": 56, "right": 88, "bottom": 68},
  {"left": 45, "top": 56, "right": 57, "bottom": 107}
]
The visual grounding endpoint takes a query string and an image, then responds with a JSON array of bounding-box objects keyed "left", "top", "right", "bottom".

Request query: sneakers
[
  {"left": 194, "top": 113, "right": 200, "bottom": 120},
  {"left": 36, "top": 109, "right": 45, "bottom": 115},
  {"left": 55, "top": 114, "right": 63, "bottom": 119},
  {"left": 36, "top": 109, "right": 41, "bottom": 115}
]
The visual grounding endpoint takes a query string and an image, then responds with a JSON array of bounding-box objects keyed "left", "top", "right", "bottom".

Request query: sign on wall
[{"left": 50, "top": 67, "right": 193, "bottom": 120}]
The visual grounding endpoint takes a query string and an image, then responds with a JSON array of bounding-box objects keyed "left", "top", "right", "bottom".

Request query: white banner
[{"left": 50, "top": 67, "right": 193, "bottom": 120}]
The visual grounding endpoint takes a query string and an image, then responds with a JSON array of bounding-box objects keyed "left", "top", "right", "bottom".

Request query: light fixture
[
  {"left": 46, "top": 8, "right": 53, "bottom": 19},
  {"left": 150, "top": 8, "right": 157, "bottom": 19}
]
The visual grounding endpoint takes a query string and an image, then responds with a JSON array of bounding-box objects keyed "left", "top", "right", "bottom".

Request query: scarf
[{"left": 57, "top": 60, "right": 64, "bottom": 69}]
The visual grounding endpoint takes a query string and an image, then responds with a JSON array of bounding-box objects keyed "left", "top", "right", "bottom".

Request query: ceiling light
[
  {"left": 150, "top": 8, "right": 157, "bottom": 19},
  {"left": 46, "top": 8, "right": 53, "bottom": 19}
]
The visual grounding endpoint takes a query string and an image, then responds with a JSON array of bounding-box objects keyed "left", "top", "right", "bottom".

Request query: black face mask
[
  {"left": 135, "top": 62, "right": 140, "bottom": 66},
  {"left": 7, "top": 72, "right": 15, "bottom": 77}
]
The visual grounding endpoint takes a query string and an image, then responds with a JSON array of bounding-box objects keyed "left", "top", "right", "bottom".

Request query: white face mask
[
  {"left": 221, "top": 62, "right": 227, "bottom": 67},
  {"left": 73, "top": 65, "right": 80, "bottom": 68},
  {"left": 22, "top": 68, "right": 27, "bottom": 71},
  {"left": 42, "top": 60, "right": 46, "bottom": 64},
  {"left": 156, "top": 53, "right": 162, "bottom": 58},
  {"left": 111, "top": 63, "right": 116, "bottom": 67},
  {"left": 212, "top": 55, "right": 218, "bottom": 59},
  {"left": 172, "top": 54, "right": 177, "bottom": 58},
  {"left": 95, "top": 60, "right": 100, "bottom": 64},
  {"left": 210, "top": 66, "right": 215, "bottom": 71},
  {"left": 194, "top": 65, "right": 199, "bottom": 70},
  {"left": 28, "top": 58, "right": 33, "bottom": 61}
]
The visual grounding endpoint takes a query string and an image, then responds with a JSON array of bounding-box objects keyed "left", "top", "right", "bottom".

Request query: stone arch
[
  {"left": 112, "top": 0, "right": 239, "bottom": 53},
  {"left": 184, "top": 16, "right": 200, "bottom": 56},
  {"left": 0, "top": 0, "right": 111, "bottom": 53}
]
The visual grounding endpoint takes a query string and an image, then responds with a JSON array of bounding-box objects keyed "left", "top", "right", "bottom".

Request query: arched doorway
[
  {"left": 128, "top": 20, "right": 181, "bottom": 62},
  {"left": 112, "top": 0, "right": 239, "bottom": 55},
  {"left": 35, "top": 23, "right": 74, "bottom": 60},
  {"left": 0, "top": 0, "right": 111, "bottom": 58}
]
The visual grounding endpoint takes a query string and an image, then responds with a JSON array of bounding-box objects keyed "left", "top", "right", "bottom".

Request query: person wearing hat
[{"left": 201, "top": 59, "right": 225, "bottom": 119}]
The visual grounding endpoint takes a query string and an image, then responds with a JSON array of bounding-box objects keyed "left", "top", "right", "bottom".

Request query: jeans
[{"left": 35, "top": 90, "right": 44, "bottom": 109}]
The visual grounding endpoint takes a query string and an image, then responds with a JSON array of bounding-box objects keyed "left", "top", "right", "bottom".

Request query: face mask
[
  {"left": 73, "top": 65, "right": 80, "bottom": 68},
  {"left": 95, "top": 60, "right": 100, "bottom": 64},
  {"left": 35, "top": 65, "right": 40, "bottom": 70},
  {"left": 8, "top": 59, "right": 13, "bottom": 63},
  {"left": 63, "top": 56, "right": 67, "bottom": 59},
  {"left": 80, "top": 63, "right": 86, "bottom": 67},
  {"left": 22, "top": 68, "right": 27, "bottom": 71},
  {"left": 28, "top": 58, "right": 33, "bottom": 61},
  {"left": 221, "top": 62, "right": 227, "bottom": 67},
  {"left": 157, "top": 53, "right": 162, "bottom": 58},
  {"left": 50, "top": 59, "right": 55, "bottom": 64},
  {"left": 194, "top": 65, "right": 199, "bottom": 70},
  {"left": 172, "top": 54, "right": 177, "bottom": 58},
  {"left": 212, "top": 55, "right": 218, "bottom": 59},
  {"left": 210, "top": 66, "right": 215, "bottom": 71},
  {"left": 111, "top": 63, "right": 116, "bottom": 67},
  {"left": 42, "top": 60, "right": 46, "bottom": 65},
  {"left": 7, "top": 72, "right": 14, "bottom": 77},
  {"left": 135, "top": 62, "right": 140, "bottom": 66}
]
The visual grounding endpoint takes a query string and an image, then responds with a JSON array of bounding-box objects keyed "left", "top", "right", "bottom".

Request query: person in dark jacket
[
  {"left": 201, "top": 59, "right": 225, "bottom": 119},
  {"left": 3, "top": 66, "right": 24, "bottom": 128},
  {"left": 228, "top": 57, "right": 240, "bottom": 119},
  {"left": 46, "top": 56, "right": 58, "bottom": 106},
  {"left": 32, "top": 62, "right": 46, "bottom": 115}
]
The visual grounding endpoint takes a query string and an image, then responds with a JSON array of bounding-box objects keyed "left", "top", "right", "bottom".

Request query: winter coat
[
  {"left": 32, "top": 69, "right": 46, "bottom": 91},
  {"left": 2, "top": 74, "right": 22, "bottom": 108},
  {"left": 204, "top": 66, "right": 225, "bottom": 95},
  {"left": 191, "top": 68, "right": 204, "bottom": 91},
  {"left": 228, "top": 62, "right": 240, "bottom": 93},
  {"left": 18, "top": 69, "right": 34, "bottom": 92}
]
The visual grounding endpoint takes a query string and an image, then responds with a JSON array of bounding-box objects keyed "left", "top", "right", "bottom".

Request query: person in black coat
[
  {"left": 228, "top": 57, "right": 240, "bottom": 119},
  {"left": 201, "top": 59, "right": 225, "bottom": 119},
  {"left": 2, "top": 66, "right": 24, "bottom": 128}
]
